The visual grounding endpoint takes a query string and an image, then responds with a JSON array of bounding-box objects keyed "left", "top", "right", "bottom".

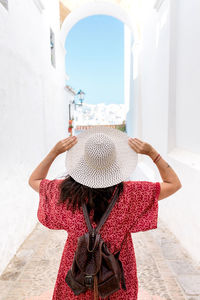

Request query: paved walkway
[{"left": 0, "top": 219, "right": 200, "bottom": 300}]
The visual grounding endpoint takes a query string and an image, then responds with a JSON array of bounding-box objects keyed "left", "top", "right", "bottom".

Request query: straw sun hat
[{"left": 65, "top": 125, "right": 138, "bottom": 188}]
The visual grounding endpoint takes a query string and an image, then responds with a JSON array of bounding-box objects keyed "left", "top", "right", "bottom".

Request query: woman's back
[{"left": 38, "top": 178, "right": 160, "bottom": 300}]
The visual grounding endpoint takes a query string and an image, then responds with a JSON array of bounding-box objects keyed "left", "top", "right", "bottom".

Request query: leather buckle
[{"left": 84, "top": 275, "right": 93, "bottom": 287}]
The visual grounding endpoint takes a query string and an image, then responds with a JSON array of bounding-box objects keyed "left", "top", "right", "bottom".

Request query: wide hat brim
[{"left": 65, "top": 126, "right": 138, "bottom": 188}]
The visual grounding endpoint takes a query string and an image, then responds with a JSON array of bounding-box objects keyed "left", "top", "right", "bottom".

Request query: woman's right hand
[{"left": 128, "top": 137, "right": 156, "bottom": 157}]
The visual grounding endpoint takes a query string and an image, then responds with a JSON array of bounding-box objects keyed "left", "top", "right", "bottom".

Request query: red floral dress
[{"left": 38, "top": 179, "right": 160, "bottom": 300}]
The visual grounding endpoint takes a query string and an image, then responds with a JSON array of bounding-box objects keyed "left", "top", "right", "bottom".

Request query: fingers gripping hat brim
[{"left": 65, "top": 126, "right": 138, "bottom": 188}]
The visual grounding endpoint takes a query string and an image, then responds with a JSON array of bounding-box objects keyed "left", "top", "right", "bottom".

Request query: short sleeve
[
  {"left": 37, "top": 178, "right": 65, "bottom": 230},
  {"left": 127, "top": 181, "right": 160, "bottom": 233}
]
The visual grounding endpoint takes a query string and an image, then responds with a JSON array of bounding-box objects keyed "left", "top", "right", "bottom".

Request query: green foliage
[{"left": 116, "top": 123, "right": 126, "bottom": 132}]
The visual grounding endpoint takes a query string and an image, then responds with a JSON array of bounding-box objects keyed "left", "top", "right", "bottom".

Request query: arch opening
[{"left": 61, "top": 1, "right": 140, "bottom": 137}]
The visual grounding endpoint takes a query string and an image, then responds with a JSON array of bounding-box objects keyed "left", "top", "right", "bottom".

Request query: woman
[{"left": 28, "top": 126, "right": 182, "bottom": 300}]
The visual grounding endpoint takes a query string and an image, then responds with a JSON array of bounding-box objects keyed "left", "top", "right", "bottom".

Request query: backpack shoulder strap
[
  {"left": 82, "top": 185, "right": 119, "bottom": 234},
  {"left": 82, "top": 201, "right": 93, "bottom": 233},
  {"left": 95, "top": 186, "right": 119, "bottom": 233}
]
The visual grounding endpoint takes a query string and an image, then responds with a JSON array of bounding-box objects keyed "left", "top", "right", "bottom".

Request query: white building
[
  {"left": 1, "top": 0, "right": 200, "bottom": 275},
  {"left": 0, "top": 0, "right": 69, "bottom": 274},
  {"left": 74, "top": 103, "right": 126, "bottom": 126},
  {"left": 131, "top": 0, "right": 200, "bottom": 264}
]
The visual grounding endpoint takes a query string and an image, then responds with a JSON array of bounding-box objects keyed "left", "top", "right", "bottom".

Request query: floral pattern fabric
[{"left": 38, "top": 179, "right": 160, "bottom": 300}]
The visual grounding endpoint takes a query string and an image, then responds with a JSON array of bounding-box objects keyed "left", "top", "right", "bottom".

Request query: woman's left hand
[{"left": 51, "top": 136, "right": 78, "bottom": 156}]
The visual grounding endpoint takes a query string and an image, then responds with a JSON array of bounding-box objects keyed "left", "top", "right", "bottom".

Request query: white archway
[
  {"left": 60, "top": 1, "right": 139, "bottom": 48},
  {"left": 60, "top": 1, "right": 141, "bottom": 137}
]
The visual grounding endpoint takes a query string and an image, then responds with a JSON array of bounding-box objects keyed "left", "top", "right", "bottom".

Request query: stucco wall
[
  {"left": 175, "top": 0, "right": 200, "bottom": 153},
  {"left": 0, "top": 0, "right": 68, "bottom": 274},
  {"left": 136, "top": 0, "right": 200, "bottom": 264},
  {"left": 124, "top": 24, "right": 134, "bottom": 137}
]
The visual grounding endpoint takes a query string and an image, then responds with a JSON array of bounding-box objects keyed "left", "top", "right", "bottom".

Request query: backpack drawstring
[
  {"left": 93, "top": 276, "right": 111, "bottom": 300},
  {"left": 94, "top": 275, "right": 99, "bottom": 300}
]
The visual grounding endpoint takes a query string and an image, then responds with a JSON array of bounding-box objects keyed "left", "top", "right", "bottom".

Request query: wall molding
[
  {"left": 154, "top": 0, "right": 165, "bottom": 11},
  {"left": 167, "top": 0, "right": 177, "bottom": 152},
  {"left": 0, "top": 0, "right": 8, "bottom": 10},
  {"left": 33, "top": 0, "right": 44, "bottom": 13}
]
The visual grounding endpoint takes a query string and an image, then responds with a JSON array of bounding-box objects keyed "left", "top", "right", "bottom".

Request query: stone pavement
[{"left": 0, "top": 219, "right": 200, "bottom": 300}]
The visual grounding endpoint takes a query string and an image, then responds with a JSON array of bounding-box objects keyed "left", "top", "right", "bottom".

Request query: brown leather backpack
[{"left": 65, "top": 185, "right": 128, "bottom": 299}]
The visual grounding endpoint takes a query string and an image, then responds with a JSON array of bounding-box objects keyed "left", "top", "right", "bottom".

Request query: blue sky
[{"left": 65, "top": 15, "right": 124, "bottom": 105}]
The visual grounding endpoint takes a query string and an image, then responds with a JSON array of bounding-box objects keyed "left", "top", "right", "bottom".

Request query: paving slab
[
  {"left": 177, "top": 275, "right": 200, "bottom": 295},
  {"left": 0, "top": 219, "right": 199, "bottom": 300}
]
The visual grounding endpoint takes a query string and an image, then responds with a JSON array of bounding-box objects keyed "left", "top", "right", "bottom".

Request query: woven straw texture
[{"left": 65, "top": 126, "right": 138, "bottom": 188}]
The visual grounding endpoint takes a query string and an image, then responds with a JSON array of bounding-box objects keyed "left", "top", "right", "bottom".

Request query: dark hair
[{"left": 57, "top": 175, "right": 124, "bottom": 225}]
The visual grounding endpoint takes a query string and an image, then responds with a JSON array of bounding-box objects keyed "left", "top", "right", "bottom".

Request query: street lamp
[
  {"left": 71, "top": 89, "right": 85, "bottom": 135},
  {"left": 73, "top": 89, "right": 85, "bottom": 109}
]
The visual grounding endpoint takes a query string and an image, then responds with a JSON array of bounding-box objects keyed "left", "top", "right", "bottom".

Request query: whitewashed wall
[
  {"left": 124, "top": 24, "right": 132, "bottom": 136},
  {"left": 0, "top": 0, "right": 68, "bottom": 274},
  {"left": 134, "top": 0, "right": 200, "bottom": 264}
]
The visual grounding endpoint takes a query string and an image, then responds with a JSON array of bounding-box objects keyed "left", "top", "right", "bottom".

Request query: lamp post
[
  {"left": 73, "top": 89, "right": 85, "bottom": 109},
  {"left": 69, "top": 89, "right": 85, "bottom": 136}
]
